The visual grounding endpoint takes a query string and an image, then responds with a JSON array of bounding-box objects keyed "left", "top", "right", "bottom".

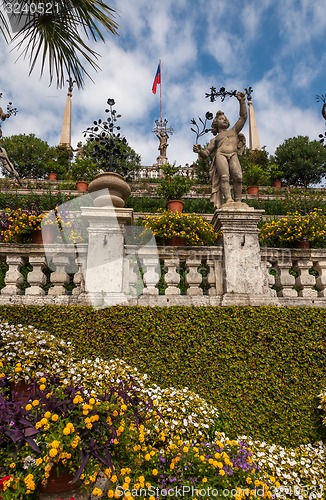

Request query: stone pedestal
[
  {"left": 80, "top": 206, "right": 133, "bottom": 308},
  {"left": 213, "top": 202, "right": 278, "bottom": 306}
]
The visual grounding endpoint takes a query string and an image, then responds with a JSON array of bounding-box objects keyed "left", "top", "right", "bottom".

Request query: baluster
[
  {"left": 292, "top": 259, "right": 318, "bottom": 298},
  {"left": 72, "top": 263, "right": 83, "bottom": 296},
  {"left": 71, "top": 246, "right": 86, "bottom": 296},
  {"left": 25, "top": 255, "right": 47, "bottom": 296},
  {"left": 164, "top": 257, "right": 181, "bottom": 295},
  {"left": 142, "top": 257, "right": 160, "bottom": 295},
  {"left": 274, "top": 259, "right": 297, "bottom": 297},
  {"left": 313, "top": 260, "right": 326, "bottom": 297},
  {"left": 264, "top": 261, "right": 276, "bottom": 290},
  {"left": 2, "top": 255, "right": 25, "bottom": 295},
  {"left": 127, "top": 256, "right": 144, "bottom": 297},
  {"left": 206, "top": 257, "right": 223, "bottom": 296},
  {"left": 185, "top": 256, "right": 203, "bottom": 296},
  {"left": 48, "top": 254, "right": 70, "bottom": 295}
]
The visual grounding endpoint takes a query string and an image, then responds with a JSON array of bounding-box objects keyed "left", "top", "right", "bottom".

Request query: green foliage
[
  {"left": 46, "top": 144, "right": 72, "bottom": 179},
  {"left": 82, "top": 136, "right": 141, "bottom": 178},
  {"left": 126, "top": 196, "right": 214, "bottom": 214},
  {"left": 0, "top": 1, "right": 118, "bottom": 88},
  {"left": 0, "top": 305, "right": 326, "bottom": 447},
  {"left": 183, "top": 197, "right": 214, "bottom": 213},
  {"left": 269, "top": 163, "right": 284, "bottom": 183},
  {"left": 156, "top": 163, "right": 192, "bottom": 200},
  {"left": 240, "top": 147, "right": 269, "bottom": 170},
  {"left": 0, "top": 134, "right": 55, "bottom": 179},
  {"left": 240, "top": 147, "right": 279, "bottom": 186},
  {"left": 242, "top": 164, "right": 270, "bottom": 186},
  {"left": 274, "top": 136, "right": 326, "bottom": 187},
  {"left": 192, "top": 144, "right": 210, "bottom": 183},
  {"left": 245, "top": 197, "right": 289, "bottom": 215},
  {"left": 67, "top": 156, "right": 101, "bottom": 181},
  {"left": 83, "top": 100, "right": 141, "bottom": 179},
  {"left": 246, "top": 189, "right": 326, "bottom": 215},
  {"left": 126, "top": 196, "right": 165, "bottom": 212},
  {"left": 281, "top": 189, "right": 326, "bottom": 214},
  {"left": 0, "top": 192, "right": 76, "bottom": 211}
]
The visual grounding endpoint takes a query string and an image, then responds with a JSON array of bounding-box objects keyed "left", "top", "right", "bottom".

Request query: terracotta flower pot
[
  {"left": 272, "top": 180, "right": 282, "bottom": 188},
  {"left": 293, "top": 239, "right": 310, "bottom": 249},
  {"left": 165, "top": 236, "right": 187, "bottom": 246},
  {"left": 166, "top": 199, "right": 184, "bottom": 212},
  {"left": 31, "top": 227, "right": 57, "bottom": 244},
  {"left": 48, "top": 172, "right": 57, "bottom": 181},
  {"left": 75, "top": 180, "right": 89, "bottom": 193},
  {"left": 38, "top": 466, "right": 76, "bottom": 494},
  {"left": 88, "top": 172, "right": 131, "bottom": 208},
  {"left": 246, "top": 185, "right": 259, "bottom": 196},
  {"left": 31, "top": 229, "right": 43, "bottom": 244}
]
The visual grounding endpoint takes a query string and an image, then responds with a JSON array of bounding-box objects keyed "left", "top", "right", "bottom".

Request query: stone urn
[{"left": 87, "top": 172, "right": 131, "bottom": 208}]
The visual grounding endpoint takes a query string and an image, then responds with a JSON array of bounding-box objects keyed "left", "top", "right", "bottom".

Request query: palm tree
[{"left": 0, "top": 0, "right": 118, "bottom": 88}]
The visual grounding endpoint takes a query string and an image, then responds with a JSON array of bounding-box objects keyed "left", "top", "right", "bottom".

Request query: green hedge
[{"left": 0, "top": 305, "right": 325, "bottom": 447}]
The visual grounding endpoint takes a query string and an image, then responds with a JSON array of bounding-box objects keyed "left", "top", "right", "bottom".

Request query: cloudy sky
[{"left": 0, "top": 0, "right": 326, "bottom": 168}]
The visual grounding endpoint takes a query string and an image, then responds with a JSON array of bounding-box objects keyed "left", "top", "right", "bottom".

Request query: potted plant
[
  {"left": 83, "top": 98, "right": 141, "bottom": 207},
  {"left": 0, "top": 209, "right": 75, "bottom": 244},
  {"left": 243, "top": 164, "right": 270, "bottom": 195},
  {"left": 0, "top": 208, "right": 44, "bottom": 243},
  {"left": 45, "top": 145, "right": 72, "bottom": 180},
  {"left": 269, "top": 163, "right": 284, "bottom": 188},
  {"left": 156, "top": 162, "right": 192, "bottom": 211},
  {"left": 259, "top": 208, "right": 326, "bottom": 248},
  {"left": 138, "top": 210, "right": 217, "bottom": 246},
  {"left": 68, "top": 156, "right": 100, "bottom": 192},
  {"left": 0, "top": 375, "right": 155, "bottom": 498}
]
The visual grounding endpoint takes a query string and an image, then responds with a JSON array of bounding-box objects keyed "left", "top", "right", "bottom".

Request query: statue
[
  {"left": 193, "top": 92, "right": 247, "bottom": 208},
  {"left": 0, "top": 147, "right": 22, "bottom": 185},
  {"left": 73, "top": 141, "right": 83, "bottom": 158},
  {"left": 157, "top": 130, "right": 168, "bottom": 158},
  {"left": 0, "top": 107, "right": 10, "bottom": 124}
]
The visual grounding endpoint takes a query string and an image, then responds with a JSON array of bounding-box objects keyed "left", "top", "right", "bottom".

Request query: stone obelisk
[
  {"left": 59, "top": 78, "right": 74, "bottom": 148},
  {"left": 248, "top": 99, "right": 261, "bottom": 151}
]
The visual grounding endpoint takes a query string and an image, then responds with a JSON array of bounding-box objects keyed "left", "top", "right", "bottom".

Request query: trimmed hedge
[{"left": 0, "top": 305, "right": 325, "bottom": 447}]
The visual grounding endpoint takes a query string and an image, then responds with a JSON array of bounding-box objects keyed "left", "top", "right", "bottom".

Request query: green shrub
[{"left": 0, "top": 305, "right": 326, "bottom": 447}]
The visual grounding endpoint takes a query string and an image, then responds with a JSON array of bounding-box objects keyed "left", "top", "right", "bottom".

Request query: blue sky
[{"left": 0, "top": 0, "right": 326, "bottom": 167}]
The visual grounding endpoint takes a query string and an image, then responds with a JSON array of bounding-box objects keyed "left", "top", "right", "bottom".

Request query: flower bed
[
  {"left": 259, "top": 209, "right": 326, "bottom": 248},
  {"left": 138, "top": 211, "right": 217, "bottom": 246},
  {"left": 0, "top": 323, "right": 325, "bottom": 499}
]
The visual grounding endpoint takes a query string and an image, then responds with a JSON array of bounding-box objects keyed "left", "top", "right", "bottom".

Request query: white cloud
[{"left": 1, "top": 0, "right": 326, "bottom": 171}]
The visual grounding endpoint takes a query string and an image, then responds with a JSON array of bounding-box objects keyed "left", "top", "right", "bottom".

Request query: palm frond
[
  {"left": 4, "top": 0, "right": 119, "bottom": 88},
  {"left": 0, "top": 0, "right": 13, "bottom": 41}
]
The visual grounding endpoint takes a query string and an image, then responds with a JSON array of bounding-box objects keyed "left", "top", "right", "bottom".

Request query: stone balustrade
[
  {"left": 0, "top": 243, "right": 325, "bottom": 307},
  {"left": 0, "top": 243, "right": 88, "bottom": 306},
  {"left": 260, "top": 247, "right": 326, "bottom": 306},
  {"left": 133, "top": 164, "right": 195, "bottom": 180}
]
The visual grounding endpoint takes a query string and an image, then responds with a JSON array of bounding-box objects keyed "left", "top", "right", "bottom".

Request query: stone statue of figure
[
  {"left": 157, "top": 131, "right": 168, "bottom": 157},
  {"left": 193, "top": 92, "right": 247, "bottom": 208},
  {"left": 73, "top": 141, "right": 83, "bottom": 158},
  {"left": 0, "top": 146, "right": 22, "bottom": 185},
  {"left": 0, "top": 107, "right": 10, "bottom": 124}
]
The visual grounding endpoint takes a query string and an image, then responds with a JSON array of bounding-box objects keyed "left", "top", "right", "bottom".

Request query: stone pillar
[
  {"left": 248, "top": 100, "right": 261, "bottom": 151},
  {"left": 213, "top": 202, "right": 278, "bottom": 306},
  {"left": 80, "top": 206, "right": 133, "bottom": 308}
]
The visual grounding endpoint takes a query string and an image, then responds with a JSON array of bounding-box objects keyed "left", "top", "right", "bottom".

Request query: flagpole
[{"left": 159, "top": 59, "right": 162, "bottom": 123}]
